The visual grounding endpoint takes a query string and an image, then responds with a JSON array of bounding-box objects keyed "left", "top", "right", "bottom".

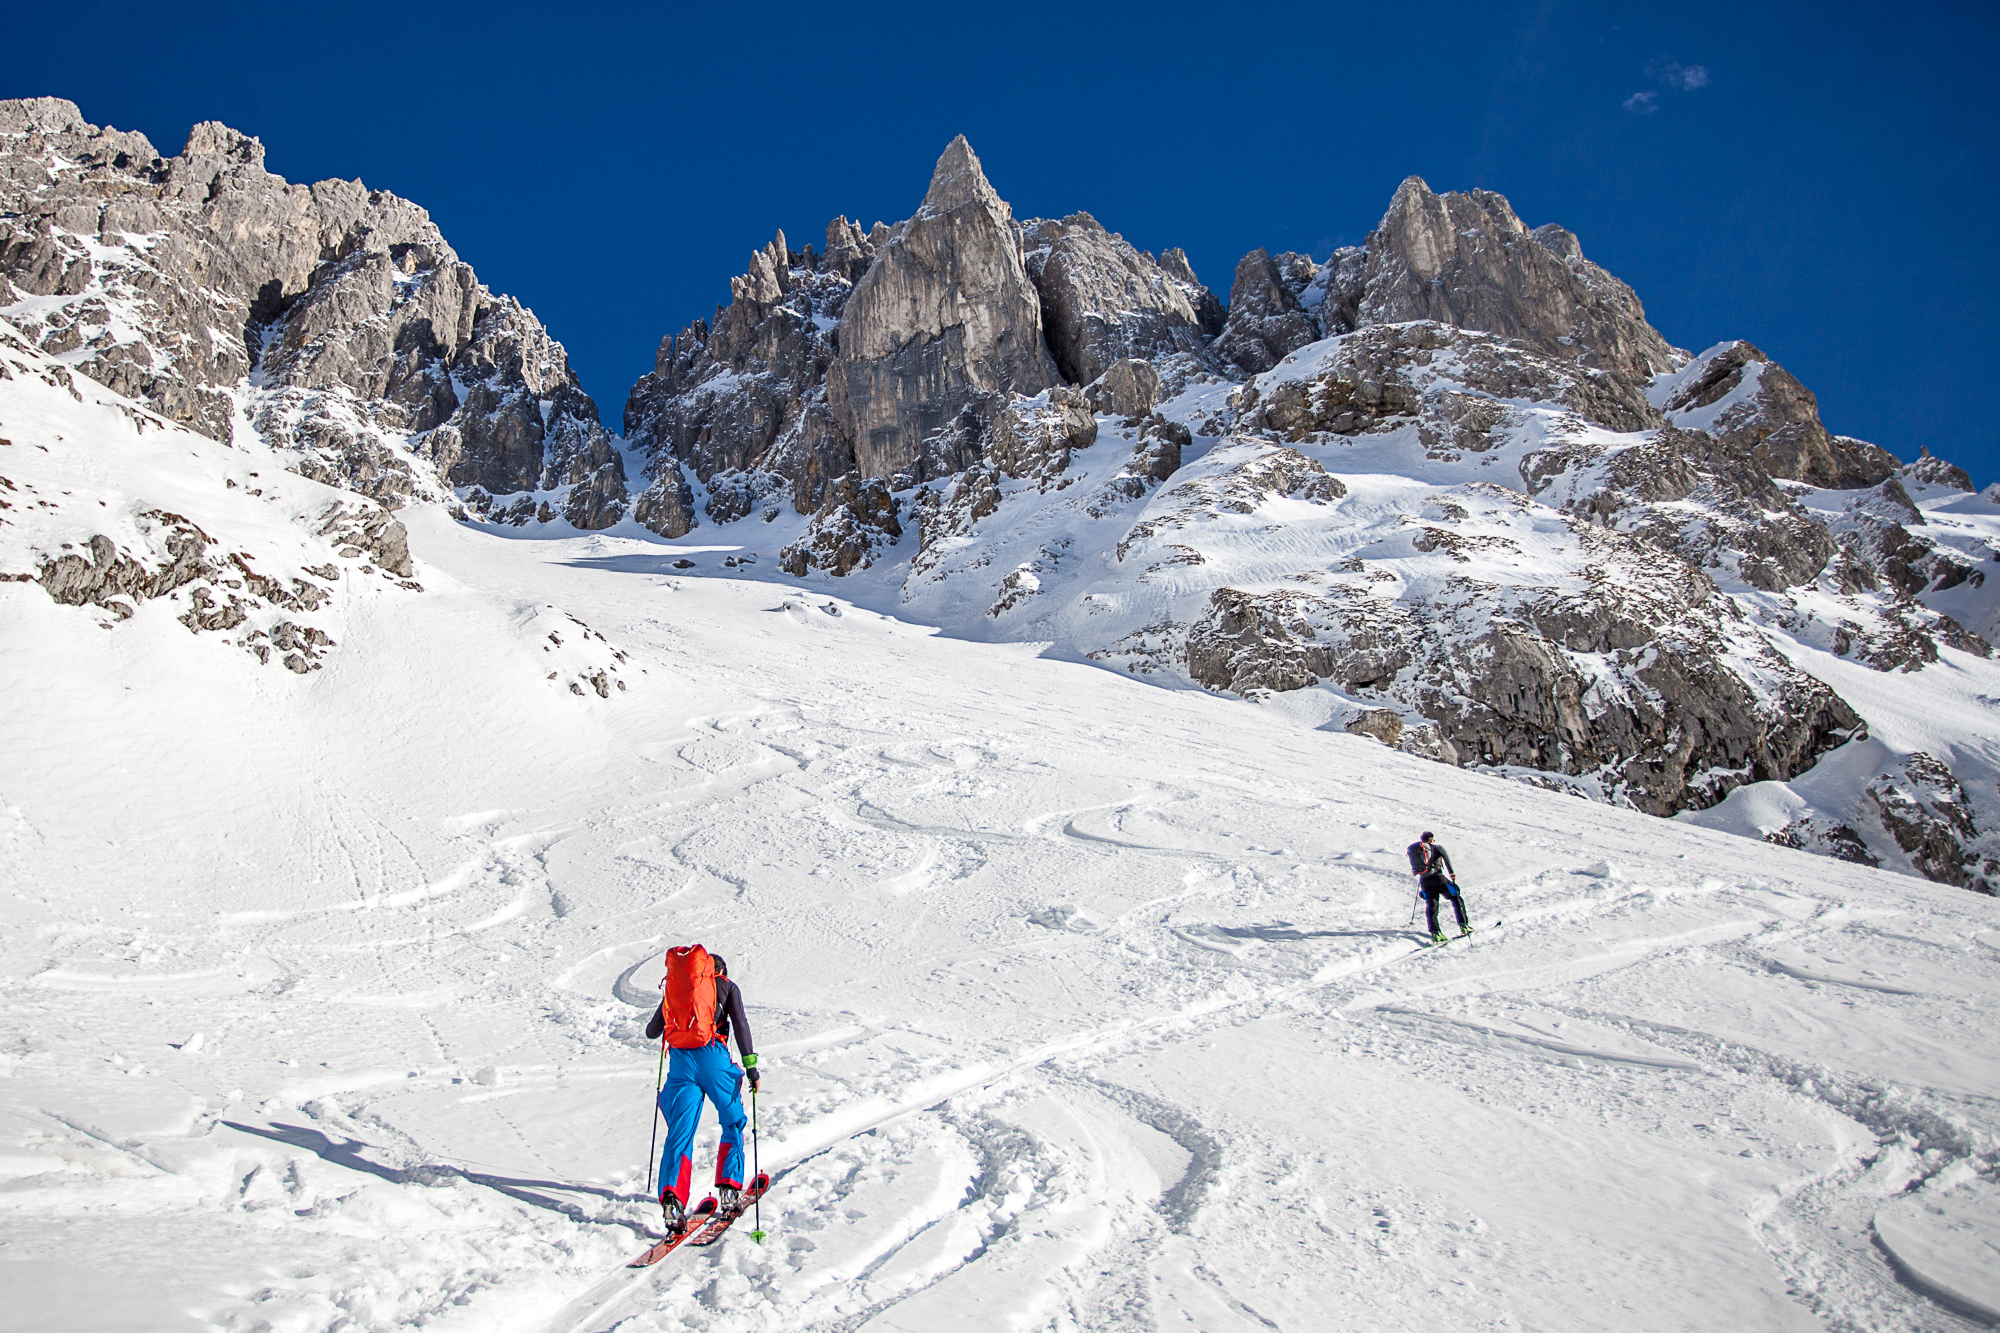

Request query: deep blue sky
[{"left": 6, "top": 2, "right": 1996, "bottom": 478}]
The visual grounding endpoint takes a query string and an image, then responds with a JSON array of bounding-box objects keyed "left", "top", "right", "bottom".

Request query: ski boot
[
  {"left": 660, "top": 1190, "right": 688, "bottom": 1236},
  {"left": 1430, "top": 931, "right": 1447, "bottom": 945},
  {"left": 716, "top": 1185, "right": 742, "bottom": 1213},
  {"left": 1459, "top": 923, "right": 1475, "bottom": 938}
]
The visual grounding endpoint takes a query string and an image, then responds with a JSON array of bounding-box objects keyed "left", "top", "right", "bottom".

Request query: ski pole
[
  {"left": 644, "top": 1029, "right": 666, "bottom": 1201},
  {"left": 749, "top": 1085, "right": 765, "bottom": 1243}
]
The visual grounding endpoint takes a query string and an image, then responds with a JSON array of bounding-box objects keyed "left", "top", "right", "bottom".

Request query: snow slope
[{"left": 3, "top": 341, "right": 2000, "bottom": 1332}]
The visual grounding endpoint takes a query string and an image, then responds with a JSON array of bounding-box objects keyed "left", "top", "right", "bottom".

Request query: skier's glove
[{"left": 744, "top": 1053, "right": 761, "bottom": 1090}]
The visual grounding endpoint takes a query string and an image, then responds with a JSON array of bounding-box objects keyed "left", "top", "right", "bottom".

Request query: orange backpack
[{"left": 660, "top": 944, "right": 719, "bottom": 1049}]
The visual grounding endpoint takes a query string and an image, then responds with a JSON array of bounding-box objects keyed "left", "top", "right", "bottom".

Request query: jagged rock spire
[
  {"left": 918, "top": 135, "right": 1006, "bottom": 218},
  {"left": 829, "top": 136, "right": 1056, "bottom": 482}
]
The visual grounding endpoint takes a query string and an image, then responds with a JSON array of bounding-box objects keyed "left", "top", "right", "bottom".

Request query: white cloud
[
  {"left": 1623, "top": 91, "right": 1660, "bottom": 114},
  {"left": 1671, "top": 63, "right": 1710, "bottom": 90}
]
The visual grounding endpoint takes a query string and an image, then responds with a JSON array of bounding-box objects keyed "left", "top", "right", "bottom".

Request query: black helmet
[
  {"left": 1420, "top": 831, "right": 1434, "bottom": 841},
  {"left": 710, "top": 954, "right": 728, "bottom": 976}
]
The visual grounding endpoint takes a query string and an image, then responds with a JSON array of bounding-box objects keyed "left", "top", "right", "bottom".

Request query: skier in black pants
[{"left": 1407, "top": 830, "right": 1471, "bottom": 944}]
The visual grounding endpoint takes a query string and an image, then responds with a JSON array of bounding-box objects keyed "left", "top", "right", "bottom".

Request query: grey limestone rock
[
  {"left": 985, "top": 389, "right": 1099, "bottom": 482},
  {"left": 1132, "top": 416, "right": 1190, "bottom": 483},
  {"left": 1020, "top": 212, "right": 1210, "bottom": 385},
  {"left": 0, "top": 97, "right": 624, "bottom": 527},
  {"left": 1213, "top": 248, "right": 1322, "bottom": 375},
  {"left": 1085, "top": 358, "right": 1161, "bottom": 418},
  {"left": 1184, "top": 527, "right": 1862, "bottom": 817},
  {"left": 316, "top": 502, "right": 415, "bottom": 579},
  {"left": 827, "top": 137, "right": 1057, "bottom": 482},
  {"left": 1344, "top": 708, "right": 1404, "bottom": 747},
  {"left": 1246, "top": 322, "right": 1660, "bottom": 447},
  {"left": 1159, "top": 247, "right": 1226, "bottom": 337},
  {"left": 630, "top": 463, "right": 700, "bottom": 539},
  {"left": 623, "top": 224, "right": 861, "bottom": 533},
  {"left": 1343, "top": 177, "right": 1680, "bottom": 379},
  {"left": 1867, "top": 754, "right": 1995, "bottom": 891},
  {"left": 1764, "top": 818, "right": 1880, "bottom": 866},
  {"left": 1662, "top": 341, "right": 1898, "bottom": 490},
  {"left": 1904, "top": 446, "right": 1973, "bottom": 492},
  {"left": 779, "top": 474, "right": 903, "bottom": 576},
  {"left": 37, "top": 514, "right": 213, "bottom": 610},
  {"left": 1526, "top": 422, "right": 1838, "bottom": 594}
]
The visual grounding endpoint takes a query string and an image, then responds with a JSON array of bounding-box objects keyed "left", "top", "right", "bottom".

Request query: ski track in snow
[{"left": 4, "top": 509, "right": 2000, "bottom": 1333}]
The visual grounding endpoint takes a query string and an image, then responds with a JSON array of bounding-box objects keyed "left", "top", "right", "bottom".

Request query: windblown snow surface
[{"left": 4, "top": 337, "right": 2000, "bottom": 1333}]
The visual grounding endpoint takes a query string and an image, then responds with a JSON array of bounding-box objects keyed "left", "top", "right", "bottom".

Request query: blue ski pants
[{"left": 657, "top": 1041, "right": 746, "bottom": 1205}]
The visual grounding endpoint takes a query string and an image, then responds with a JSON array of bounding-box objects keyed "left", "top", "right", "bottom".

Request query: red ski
[
  {"left": 626, "top": 1198, "right": 718, "bottom": 1268},
  {"left": 689, "top": 1173, "right": 772, "bottom": 1248},
  {"left": 696, "top": 1176, "right": 772, "bottom": 1248},
  {"left": 625, "top": 1174, "right": 771, "bottom": 1267}
]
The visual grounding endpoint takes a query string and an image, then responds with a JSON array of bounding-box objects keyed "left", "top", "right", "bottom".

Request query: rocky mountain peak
[
  {"left": 829, "top": 136, "right": 1056, "bottom": 481},
  {"left": 918, "top": 135, "right": 1003, "bottom": 219},
  {"left": 1355, "top": 176, "right": 1676, "bottom": 378},
  {"left": 0, "top": 96, "right": 92, "bottom": 137},
  {"left": 1376, "top": 176, "right": 1525, "bottom": 278},
  {"left": 729, "top": 230, "right": 792, "bottom": 306},
  {"left": 1020, "top": 211, "right": 1212, "bottom": 386},
  {"left": 181, "top": 120, "right": 265, "bottom": 168}
]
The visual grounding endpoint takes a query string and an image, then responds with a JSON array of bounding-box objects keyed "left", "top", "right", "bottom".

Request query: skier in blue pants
[{"left": 645, "top": 954, "right": 760, "bottom": 1231}]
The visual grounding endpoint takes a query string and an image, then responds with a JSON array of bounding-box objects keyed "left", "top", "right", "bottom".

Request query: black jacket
[
  {"left": 646, "top": 976, "right": 755, "bottom": 1058},
  {"left": 1406, "top": 840, "right": 1455, "bottom": 881}
]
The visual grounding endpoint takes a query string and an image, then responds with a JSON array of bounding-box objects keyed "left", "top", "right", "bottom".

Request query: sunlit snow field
[{"left": 4, "top": 502, "right": 2000, "bottom": 1333}]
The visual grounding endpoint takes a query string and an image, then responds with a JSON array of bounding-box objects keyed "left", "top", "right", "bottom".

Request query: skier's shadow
[{"left": 222, "top": 1120, "right": 654, "bottom": 1228}]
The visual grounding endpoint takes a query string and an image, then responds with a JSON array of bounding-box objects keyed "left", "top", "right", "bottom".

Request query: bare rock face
[
  {"left": 1085, "top": 358, "right": 1161, "bottom": 418},
  {"left": 1213, "top": 248, "right": 1322, "bottom": 375},
  {"left": 1339, "top": 177, "right": 1680, "bottom": 379},
  {"left": 630, "top": 466, "right": 700, "bottom": 538},
  {"left": 317, "top": 502, "right": 414, "bottom": 578},
  {"left": 1661, "top": 341, "right": 1898, "bottom": 489},
  {"left": 1904, "top": 447, "right": 1973, "bottom": 492},
  {"left": 1245, "top": 322, "right": 1661, "bottom": 448},
  {"left": 1159, "top": 248, "right": 1226, "bottom": 337},
  {"left": 1020, "top": 212, "right": 1210, "bottom": 384},
  {"left": 1764, "top": 818, "right": 1880, "bottom": 866},
  {"left": 37, "top": 514, "right": 214, "bottom": 610},
  {"left": 909, "top": 465, "right": 1004, "bottom": 582},
  {"left": 0, "top": 98, "right": 624, "bottom": 526},
  {"left": 828, "top": 137, "right": 1058, "bottom": 483}
]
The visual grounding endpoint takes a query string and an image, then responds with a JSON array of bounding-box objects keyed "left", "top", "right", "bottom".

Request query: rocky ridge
[
  {"left": 627, "top": 144, "right": 1997, "bottom": 891},
  {"left": 620, "top": 137, "right": 1226, "bottom": 549},
  {"left": 0, "top": 97, "right": 626, "bottom": 531}
]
